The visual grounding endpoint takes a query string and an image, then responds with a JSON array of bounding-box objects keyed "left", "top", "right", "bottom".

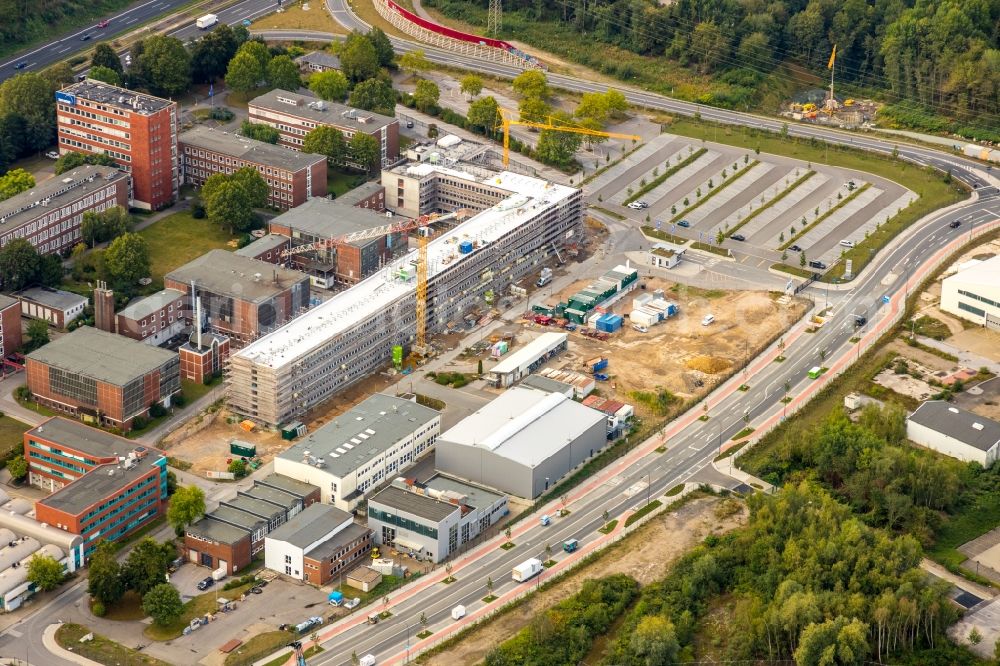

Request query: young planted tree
[
  {"left": 167, "top": 485, "right": 206, "bottom": 536},
  {"left": 142, "top": 583, "right": 184, "bottom": 626},
  {"left": 27, "top": 552, "right": 65, "bottom": 591}
]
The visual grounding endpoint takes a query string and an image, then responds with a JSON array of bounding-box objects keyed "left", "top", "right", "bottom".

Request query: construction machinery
[
  {"left": 287, "top": 641, "right": 306, "bottom": 666},
  {"left": 279, "top": 209, "right": 473, "bottom": 352},
  {"left": 495, "top": 107, "right": 641, "bottom": 167}
]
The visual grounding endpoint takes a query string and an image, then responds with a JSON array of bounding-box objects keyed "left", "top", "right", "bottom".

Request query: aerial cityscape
[{"left": 0, "top": 0, "right": 997, "bottom": 664}]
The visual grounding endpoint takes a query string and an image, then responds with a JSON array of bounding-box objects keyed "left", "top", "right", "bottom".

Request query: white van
[
  {"left": 360, "top": 655, "right": 376, "bottom": 666},
  {"left": 701, "top": 314, "right": 715, "bottom": 326},
  {"left": 839, "top": 239, "right": 855, "bottom": 248}
]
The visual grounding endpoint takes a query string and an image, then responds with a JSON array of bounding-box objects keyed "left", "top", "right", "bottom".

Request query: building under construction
[{"left": 227, "top": 168, "right": 581, "bottom": 426}]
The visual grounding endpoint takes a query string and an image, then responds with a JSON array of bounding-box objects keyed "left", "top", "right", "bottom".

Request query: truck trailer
[
  {"left": 512, "top": 558, "right": 543, "bottom": 583},
  {"left": 196, "top": 14, "right": 218, "bottom": 29}
]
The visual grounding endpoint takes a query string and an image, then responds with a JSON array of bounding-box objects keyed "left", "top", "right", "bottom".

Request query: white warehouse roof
[
  {"left": 490, "top": 332, "right": 567, "bottom": 376},
  {"left": 944, "top": 254, "right": 1000, "bottom": 291},
  {"left": 440, "top": 386, "right": 605, "bottom": 468}
]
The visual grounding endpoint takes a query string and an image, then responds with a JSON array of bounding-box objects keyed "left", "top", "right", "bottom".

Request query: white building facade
[
  {"left": 941, "top": 255, "right": 1000, "bottom": 329},
  {"left": 906, "top": 401, "right": 1000, "bottom": 468}
]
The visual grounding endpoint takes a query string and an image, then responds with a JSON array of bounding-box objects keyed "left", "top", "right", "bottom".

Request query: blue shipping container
[{"left": 459, "top": 240, "right": 474, "bottom": 254}]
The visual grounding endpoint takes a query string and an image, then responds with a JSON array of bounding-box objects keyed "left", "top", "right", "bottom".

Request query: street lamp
[{"left": 406, "top": 623, "right": 420, "bottom": 663}]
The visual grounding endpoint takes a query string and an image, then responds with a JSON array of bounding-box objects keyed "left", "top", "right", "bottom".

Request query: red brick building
[
  {"left": 263, "top": 503, "right": 372, "bottom": 586},
  {"left": 163, "top": 251, "right": 311, "bottom": 346},
  {"left": 178, "top": 127, "right": 327, "bottom": 211},
  {"left": 0, "top": 165, "right": 129, "bottom": 256},
  {"left": 56, "top": 81, "right": 178, "bottom": 210},
  {"left": 26, "top": 326, "right": 180, "bottom": 431},
  {"left": 0, "top": 295, "right": 22, "bottom": 362},
  {"left": 334, "top": 181, "right": 385, "bottom": 212},
  {"left": 179, "top": 332, "right": 230, "bottom": 383},
  {"left": 234, "top": 234, "right": 290, "bottom": 265},
  {"left": 115, "top": 288, "right": 188, "bottom": 346},
  {"left": 248, "top": 89, "right": 399, "bottom": 167},
  {"left": 24, "top": 417, "right": 125, "bottom": 492}
]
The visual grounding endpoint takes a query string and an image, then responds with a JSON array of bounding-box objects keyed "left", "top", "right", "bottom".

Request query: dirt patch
[
  {"left": 686, "top": 356, "right": 731, "bottom": 374},
  {"left": 159, "top": 407, "right": 284, "bottom": 477},
  {"left": 421, "top": 496, "right": 747, "bottom": 666},
  {"left": 946, "top": 328, "right": 1000, "bottom": 363}
]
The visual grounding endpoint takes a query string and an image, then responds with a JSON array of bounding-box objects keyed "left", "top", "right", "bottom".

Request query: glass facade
[
  {"left": 368, "top": 505, "right": 438, "bottom": 539},
  {"left": 48, "top": 366, "right": 97, "bottom": 404}
]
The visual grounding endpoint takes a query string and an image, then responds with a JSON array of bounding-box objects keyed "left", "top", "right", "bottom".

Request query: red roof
[{"left": 582, "top": 395, "right": 626, "bottom": 415}]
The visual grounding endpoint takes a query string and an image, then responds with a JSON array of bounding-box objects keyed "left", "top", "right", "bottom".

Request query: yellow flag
[{"left": 827, "top": 45, "right": 837, "bottom": 69}]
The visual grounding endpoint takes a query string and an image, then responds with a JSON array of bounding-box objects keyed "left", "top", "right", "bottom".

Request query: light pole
[
  {"left": 338, "top": 558, "right": 344, "bottom": 592},
  {"left": 406, "top": 623, "right": 419, "bottom": 663}
]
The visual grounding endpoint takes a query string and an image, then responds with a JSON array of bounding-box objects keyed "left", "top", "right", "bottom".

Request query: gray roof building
[
  {"left": 61, "top": 80, "right": 172, "bottom": 115},
  {"left": 265, "top": 503, "right": 352, "bottom": 548},
  {"left": 37, "top": 456, "right": 164, "bottom": 513},
  {"left": 256, "top": 473, "right": 320, "bottom": 499},
  {"left": 423, "top": 473, "right": 505, "bottom": 511},
  {"left": 269, "top": 197, "right": 391, "bottom": 246},
  {"left": 909, "top": 401, "right": 1000, "bottom": 452},
  {"left": 307, "top": 523, "right": 371, "bottom": 561},
  {"left": 368, "top": 485, "right": 458, "bottom": 523},
  {"left": 26, "top": 417, "right": 132, "bottom": 460},
  {"left": 235, "top": 234, "right": 289, "bottom": 258},
  {"left": 164, "top": 250, "right": 309, "bottom": 305},
  {"left": 17, "top": 287, "right": 87, "bottom": 313},
  {"left": 187, "top": 517, "right": 250, "bottom": 546},
  {"left": 179, "top": 126, "right": 327, "bottom": 173},
  {"left": 27, "top": 326, "right": 178, "bottom": 387},
  {"left": 297, "top": 51, "right": 342, "bottom": 71},
  {"left": 241, "top": 484, "right": 300, "bottom": 510},
  {"left": 210, "top": 505, "right": 267, "bottom": 531},
  {"left": 222, "top": 495, "right": 286, "bottom": 522},
  {"left": 0, "top": 295, "right": 15, "bottom": 310},
  {"left": 0, "top": 165, "right": 125, "bottom": 231},
  {"left": 116, "top": 288, "right": 187, "bottom": 321},
  {"left": 336, "top": 182, "right": 384, "bottom": 207},
  {"left": 250, "top": 89, "right": 396, "bottom": 132},
  {"left": 519, "top": 374, "right": 574, "bottom": 396}
]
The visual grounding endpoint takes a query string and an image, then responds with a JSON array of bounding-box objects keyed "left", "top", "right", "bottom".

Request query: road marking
[
  {"left": 126, "top": 17, "right": 138, "bottom": 24},
  {"left": 56, "top": 46, "right": 71, "bottom": 53}
]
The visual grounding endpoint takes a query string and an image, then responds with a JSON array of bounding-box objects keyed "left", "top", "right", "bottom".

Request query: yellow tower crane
[{"left": 496, "top": 107, "right": 641, "bottom": 167}]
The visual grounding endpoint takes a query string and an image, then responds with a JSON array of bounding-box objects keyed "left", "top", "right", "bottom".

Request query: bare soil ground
[
  {"left": 946, "top": 328, "right": 1000, "bottom": 363},
  {"left": 421, "top": 495, "right": 748, "bottom": 666},
  {"left": 159, "top": 407, "right": 284, "bottom": 476},
  {"left": 538, "top": 278, "right": 808, "bottom": 414}
]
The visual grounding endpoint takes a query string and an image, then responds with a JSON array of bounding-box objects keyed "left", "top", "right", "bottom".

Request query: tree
[
  {"left": 691, "top": 21, "right": 730, "bottom": 74},
  {"left": 238, "top": 40, "right": 272, "bottom": 73},
  {"left": 603, "top": 89, "right": 627, "bottom": 118},
  {"left": 518, "top": 95, "right": 551, "bottom": 122},
  {"left": 0, "top": 113, "right": 25, "bottom": 172},
  {"left": 715, "top": 230, "right": 724, "bottom": 246},
  {"left": 800, "top": 251, "right": 807, "bottom": 268},
  {"left": 794, "top": 616, "right": 870, "bottom": 666},
  {"left": 575, "top": 91, "right": 611, "bottom": 124},
  {"left": 467, "top": 96, "right": 500, "bottom": 135},
  {"left": 413, "top": 79, "right": 440, "bottom": 113},
  {"left": 536, "top": 119, "right": 583, "bottom": 168},
  {"left": 228, "top": 458, "right": 248, "bottom": 478},
  {"left": 0, "top": 238, "right": 40, "bottom": 290},
  {"left": 266, "top": 55, "right": 300, "bottom": 91},
  {"left": 340, "top": 32, "right": 379, "bottom": 82},
  {"left": 398, "top": 50, "right": 431, "bottom": 76},
  {"left": 27, "top": 552, "right": 65, "bottom": 592},
  {"left": 88, "top": 542, "right": 125, "bottom": 607},
  {"left": 460, "top": 74, "right": 483, "bottom": 98},
  {"left": 87, "top": 66, "right": 122, "bottom": 87},
  {"left": 629, "top": 615, "right": 680, "bottom": 665},
  {"left": 231, "top": 167, "right": 268, "bottom": 208},
  {"left": 303, "top": 126, "right": 347, "bottom": 167},
  {"left": 225, "top": 51, "right": 264, "bottom": 94},
  {"left": 104, "top": 233, "right": 150, "bottom": 287},
  {"left": 36, "top": 254, "right": 63, "bottom": 288},
  {"left": 206, "top": 180, "right": 257, "bottom": 233},
  {"left": 0, "top": 72, "right": 56, "bottom": 152},
  {"left": 167, "top": 485, "right": 206, "bottom": 536},
  {"left": 138, "top": 35, "right": 191, "bottom": 97},
  {"left": 92, "top": 43, "right": 124, "bottom": 75},
  {"left": 54, "top": 151, "right": 116, "bottom": 175},
  {"left": 7, "top": 454, "right": 27, "bottom": 481},
  {"left": 26, "top": 319, "right": 49, "bottom": 351},
  {"left": 81, "top": 206, "right": 131, "bottom": 246},
  {"left": 366, "top": 28, "right": 395, "bottom": 67},
  {"left": 41, "top": 63, "right": 76, "bottom": 90},
  {"left": 309, "top": 70, "right": 350, "bottom": 102},
  {"left": 350, "top": 132, "right": 381, "bottom": 175},
  {"left": 142, "top": 583, "right": 183, "bottom": 626},
  {"left": 0, "top": 168, "right": 35, "bottom": 201},
  {"left": 123, "top": 538, "right": 175, "bottom": 597},
  {"left": 190, "top": 25, "right": 239, "bottom": 83},
  {"left": 240, "top": 120, "right": 280, "bottom": 144},
  {"left": 512, "top": 69, "right": 548, "bottom": 99},
  {"left": 349, "top": 78, "right": 395, "bottom": 116}
]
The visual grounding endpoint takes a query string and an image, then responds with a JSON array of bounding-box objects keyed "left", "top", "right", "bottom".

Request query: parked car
[
  {"left": 677, "top": 220, "right": 691, "bottom": 228},
  {"left": 45, "top": 151, "right": 59, "bottom": 159},
  {"left": 632, "top": 324, "right": 648, "bottom": 333},
  {"left": 197, "top": 577, "right": 214, "bottom": 591},
  {"left": 808, "top": 260, "right": 827, "bottom": 270},
  {"left": 949, "top": 220, "right": 961, "bottom": 228},
  {"left": 250, "top": 586, "right": 263, "bottom": 595},
  {"left": 789, "top": 244, "right": 802, "bottom": 252},
  {"left": 729, "top": 234, "right": 746, "bottom": 241},
  {"left": 626, "top": 201, "right": 648, "bottom": 210},
  {"left": 406, "top": 120, "right": 414, "bottom": 128},
  {"left": 14, "top": 61, "right": 28, "bottom": 70}
]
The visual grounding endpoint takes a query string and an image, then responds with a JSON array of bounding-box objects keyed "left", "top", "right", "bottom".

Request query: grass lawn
[
  {"left": 691, "top": 242, "right": 730, "bottom": 257},
  {"left": 99, "top": 590, "right": 146, "bottom": 621},
  {"left": 911, "top": 315, "right": 952, "bottom": 340},
  {"left": 328, "top": 169, "right": 370, "bottom": 198},
  {"left": 226, "top": 630, "right": 296, "bottom": 666},
  {"left": 334, "top": 574, "right": 410, "bottom": 607},
  {"left": 181, "top": 377, "right": 222, "bottom": 403},
  {"left": 598, "top": 519, "right": 618, "bottom": 534},
  {"left": 146, "top": 581, "right": 257, "bottom": 641},
  {"left": 0, "top": 415, "right": 31, "bottom": 461},
  {"left": 624, "top": 500, "right": 662, "bottom": 528},
  {"left": 138, "top": 210, "right": 237, "bottom": 284},
  {"left": 252, "top": 2, "right": 347, "bottom": 33},
  {"left": 56, "top": 623, "right": 172, "bottom": 666},
  {"left": 641, "top": 226, "right": 688, "bottom": 245},
  {"left": 665, "top": 484, "right": 685, "bottom": 497},
  {"left": 14, "top": 394, "right": 58, "bottom": 419}
]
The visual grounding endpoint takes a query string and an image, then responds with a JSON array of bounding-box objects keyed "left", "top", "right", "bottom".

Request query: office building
[
  {"left": 268, "top": 197, "right": 405, "bottom": 288},
  {"left": 183, "top": 475, "right": 319, "bottom": 575},
  {"left": 25, "top": 327, "right": 180, "bottom": 431},
  {"left": 34, "top": 444, "right": 168, "bottom": 555},
  {"left": 941, "top": 255, "right": 1000, "bottom": 329},
  {"left": 264, "top": 503, "right": 372, "bottom": 585},
  {"left": 435, "top": 386, "right": 607, "bottom": 498},
  {"left": 336, "top": 182, "right": 385, "bottom": 211},
  {"left": 234, "top": 234, "right": 289, "bottom": 264},
  {"left": 248, "top": 89, "right": 399, "bottom": 166},
  {"left": 163, "top": 250, "right": 311, "bottom": 345},
  {"left": 274, "top": 394, "right": 441, "bottom": 511},
  {"left": 0, "top": 295, "right": 22, "bottom": 360},
  {"left": 115, "top": 288, "right": 188, "bottom": 345},
  {"left": 381, "top": 160, "right": 509, "bottom": 218},
  {"left": 56, "top": 81, "right": 178, "bottom": 210},
  {"left": 367, "top": 476, "right": 508, "bottom": 563},
  {"left": 907, "top": 401, "right": 1000, "bottom": 468},
  {"left": 0, "top": 165, "right": 128, "bottom": 256},
  {"left": 229, "top": 170, "right": 582, "bottom": 425},
  {"left": 24, "top": 417, "right": 133, "bottom": 492},
  {"left": 17, "top": 287, "right": 88, "bottom": 329},
  {"left": 178, "top": 126, "right": 327, "bottom": 211}
]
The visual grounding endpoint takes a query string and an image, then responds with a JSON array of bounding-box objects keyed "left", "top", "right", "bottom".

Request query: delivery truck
[
  {"left": 512, "top": 558, "right": 543, "bottom": 583},
  {"left": 451, "top": 605, "right": 466, "bottom": 620},
  {"left": 196, "top": 14, "right": 218, "bottom": 29}
]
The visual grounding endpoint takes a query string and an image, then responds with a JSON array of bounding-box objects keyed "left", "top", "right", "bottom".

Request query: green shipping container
[{"left": 230, "top": 440, "right": 256, "bottom": 457}]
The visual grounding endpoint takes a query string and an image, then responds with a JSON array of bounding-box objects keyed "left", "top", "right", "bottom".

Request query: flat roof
[
  {"left": 250, "top": 89, "right": 396, "bottom": 132},
  {"left": 335, "top": 182, "right": 384, "bottom": 206},
  {"left": 278, "top": 394, "right": 439, "bottom": 478},
  {"left": 27, "top": 417, "right": 133, "bottom": 459},
  {"left": 27, "top": 326, "right": 177, "bottom": 386},
  {"left": 165, "top": 250, "right": 308, "bottom": 304},
  {"left": 179, "top": 126, "right": 326, "bottom": 172},
  {"left": 61, "top": 80, "right": 173, "bottom": 115},
  {"left": 307, "top": 523, "right": 370, "bottom": 561},
  {"left": 237, "top": 170, "right": 577, "bottom": 369},
  {"left": 518, "top": 374, "right": 573, "bottom": 395},
  {"left": 0, "top": 295, "right": 15, "bottom": 311},
  {"left": 490, "top": 332, "right": 567, "bottom": 376},
  {"left": 241, "top": 484, "right": 298, "bottom": 510},
  {"left": 187, "top": 516, "right": 248, "bottom": 545},
  {"left": 17, "top": 286, "right": 88, "bottom": 311},
  {"left": 298, "top": 51, "right": 341, "bottom": 69},
  {"left": 223, "top": 495, "right": 285, "bottom": 520},
  {"left": 269, "top": 197, "right": 391, "bottom": 245},
  {"left": 117, "top": 288, "right": 186, "bottom": 321},
  {"left": 0, "top": 166, "right": 125, "bottom": 230},
  {"left": 257, "top": 473, "right": 319, "bottom": 499},
  {"left": 909, "top": 400, "right": 1000, "bottom": 452},
  {"left": 945, "top": 254, "right": 1000, "bottom": 292},
  {"left": 440, "top": 386, "right": 605, "bottom": 468},
  {"left": 424, "top": 474, "right": 505, "bottom": 509},
  {"left": 368, "top": 484, "right": 457, "bottom": 523},
  {"left": 210, "top": 505, "right": 266, "bottom": 530},
  {"left": 235, "top": 234, "right": 288, "bottom": 257},
  {"left": 266, "top": 503, "right": 352, "bottom": 548},
  {"left": 38, "top": 455, "right": 164, "bottom": 514}
]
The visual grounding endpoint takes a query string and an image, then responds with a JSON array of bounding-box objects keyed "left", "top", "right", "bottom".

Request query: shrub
[
  {"left": 149, "top": 403, "right": 167, "bottom": 418},
  {"left": 92, "top": 601, "right": 106, "bottom": 617},
  {"left": 173, "top": 394, "right": 187, "bottom": 407},
  {"left": 209, "top": 107, "right": 235, "bottom": 121}
]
